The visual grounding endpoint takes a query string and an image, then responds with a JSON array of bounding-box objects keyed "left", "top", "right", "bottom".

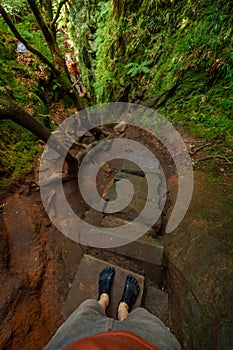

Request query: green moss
[{"left": 0, "top": 120, "right": 40, "bottom": 185}]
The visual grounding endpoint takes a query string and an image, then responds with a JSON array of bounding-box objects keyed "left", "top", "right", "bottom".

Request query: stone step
[
  {"left": 144, "top": 283, "right": 169, "bottom": 325},
  {"left": 104, "top": 234, "right": 163, "bottom": 284},
  {"left": 105, "top": 234, "right": 163, "bottom": 267},
  {"left": 101, "top": 214, "right": 163, "bottom": 284},
  {"left": 121, "top": 156, "right": 160, "bottom": 173},
  {"left": 103, "top": 170, "right": 164, "bottom": 233},
  {"left": 101, "top": 215, "right": 159, "bottom": 238},
  {"left": 61, "top": 254, "right": 144, "bottom": 320}
]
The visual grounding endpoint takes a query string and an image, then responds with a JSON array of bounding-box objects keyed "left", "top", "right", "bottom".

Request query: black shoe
[
  {"left": 120, "top": 275, "right": 140, "bottom": 311},
  {"left": 98, "top": 267, "right": 115, "bottom": 299}
]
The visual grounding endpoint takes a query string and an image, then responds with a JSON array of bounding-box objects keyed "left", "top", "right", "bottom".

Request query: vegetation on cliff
[{"left": 72, "top": 0, "right": 232, "bottom": 145}]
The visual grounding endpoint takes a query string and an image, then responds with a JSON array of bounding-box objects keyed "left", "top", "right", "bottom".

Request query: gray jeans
[{"left": 44, "top": 300, "right": 181, "bottom": 350}]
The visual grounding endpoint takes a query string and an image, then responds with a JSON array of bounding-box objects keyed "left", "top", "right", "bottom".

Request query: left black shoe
[{"left": 98, "top": 267, "right": 115, "bottom": 299}]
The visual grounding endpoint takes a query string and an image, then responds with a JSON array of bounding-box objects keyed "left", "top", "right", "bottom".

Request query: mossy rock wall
[
  {"left": 70, "top": 0, "right": 232, "bottom": 143},
  {"left": 164, "top": 174, "right": 233, "bottom": 349}
]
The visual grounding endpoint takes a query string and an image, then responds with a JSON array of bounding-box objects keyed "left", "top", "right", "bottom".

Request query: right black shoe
[{"left": 120, "top": 275, "right": 140, "bottom": 311}]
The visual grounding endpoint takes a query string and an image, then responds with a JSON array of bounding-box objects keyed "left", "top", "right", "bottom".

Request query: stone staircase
[
  {"left": 40, "top": 123, "right": 170, "bottom": 324},
  {"left": 62, "top": 158, "right": 169, "bottom": 324}
]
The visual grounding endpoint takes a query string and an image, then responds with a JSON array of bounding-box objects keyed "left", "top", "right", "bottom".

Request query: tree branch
[
  {"left": 1, "top": 2, "right": 85, "bottom": 109},
  {"left": 0, "top": 96, "right": 51, "bottom": 143},
  {"left": 0, "top": 96, "right": 76, "bottom": 166},
  {"left": 0, "top": 4, "right": 59, "bottom": 75},
  {"left": 27, "top": 0, "right": 55, "bottom": 45},
  {"left": 45, "top": 0, "right": 53, "bottom": 21},
  {"left": 52, "top": 0, "right": 68, "bottom": 31},
  {"left": 190, "top": 143, "right": 212, "bottom": 156},
  {"left": 194, "top": 155, "right": 233, "bottom": 164}
]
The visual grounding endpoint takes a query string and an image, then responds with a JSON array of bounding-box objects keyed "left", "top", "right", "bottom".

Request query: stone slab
[
  {"left": 109, "top": 172, "right": 161, "bottom": 201},
  {"left": 104, "top": 172, "right": 162, "bottom": 227},
  {"left": 61, "top": 254, "right": 144, "bottom": 320},
  {"left": 105, "top": 232, "right": 164, "bottom": 267},
  {"left": 144, "top": 284, "right": 169, "bottom": 324},
  {"left": 121, "top": 158, "right": 160, "bottom": 173},
  {"left": 102, "top": 215, "right": 159, "bottom": 238}
]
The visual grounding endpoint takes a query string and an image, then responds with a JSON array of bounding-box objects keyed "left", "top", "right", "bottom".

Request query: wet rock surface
[{"left": 164, "top": 173, "right": 233, "bottom": 350}]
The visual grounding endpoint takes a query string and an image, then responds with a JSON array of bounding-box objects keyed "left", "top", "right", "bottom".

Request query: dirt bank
[{"left": 0, "top": 184, "right": 82, "bottom": 350}]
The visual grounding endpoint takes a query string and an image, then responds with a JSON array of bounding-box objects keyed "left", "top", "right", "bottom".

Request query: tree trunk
[
  {"left": 27, "top": 0, "right": 86, "bottom": 109},
  {"left": 0, "top": 96, "right": 76, "bottom": 167}
]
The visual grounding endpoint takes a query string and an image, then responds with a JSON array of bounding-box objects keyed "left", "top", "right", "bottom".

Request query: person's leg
[
  {"left": 119, "top": 307, "right": 182, "bottom": 350},
  {"left": 43, "top": 299, "right": 107, "bottom": 350},
  {"left": 115, "top": 275, "right": 181, "bottom": 350},
  {"left": 118, "top": 301, "right": 129, "bottom": 321},
  {"left": 44, "top": 267, "right": 115, "bottom": 350},
  {"left": 98, "top": 293, "right": 109, "bottom": 311}
]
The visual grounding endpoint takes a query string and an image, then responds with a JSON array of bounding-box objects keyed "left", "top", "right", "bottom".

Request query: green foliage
[
  {"left": 79, "top": 0, "right": 232, "bottom": 154},
  {"left": 1, "top": 0, "right": 29, "bottom": 16},
  {"left": 0, "top": 18, "right": 50, "bottom": 184},
  {"left": 66, "top": 0, "right": 99, "bottom": 99},
  {"left": 0, "top": 0, "right": 82, "bottom": 185},
  {"left": 0, "top": 31, "right": 16, "bottom": 60},
  {"left": 16, "top": 14, "right": 52, "bottom": 60},
  {"left": 126, "top": 59, "right": 154, "bottom": 77}
]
